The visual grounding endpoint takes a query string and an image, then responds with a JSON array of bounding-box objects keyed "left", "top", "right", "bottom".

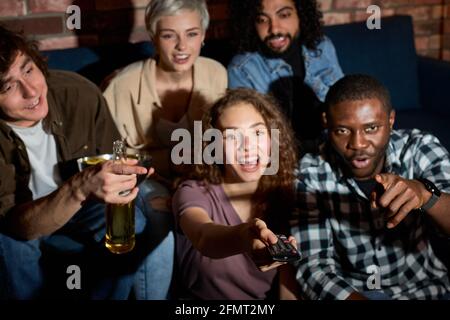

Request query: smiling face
[
  {"left": 0, "top": 52, "right": 49, "bottom": 127},
  {"left": 255, "top": 0, "right": 300, "bottom": 54},
  {"left": 325, "top": 98, "right": 395, "bottom": 180},
  {"left": 217, "top": 102, "right": 271, "bottom": 184},
  {"left": 153, "top": 9, "right": 205, "bottom": 73}
]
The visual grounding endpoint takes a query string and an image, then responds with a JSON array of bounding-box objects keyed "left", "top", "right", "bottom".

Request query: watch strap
[
  {"left": 421, "top": 192, "right": 440, "bottom": 211},
  {"left": 418, "top": 178, "right": 441, "bottom": 211}
]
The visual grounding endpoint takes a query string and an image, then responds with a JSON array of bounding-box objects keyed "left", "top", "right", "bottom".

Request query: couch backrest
[
  {"left": 324, "top": 15, "right": 421, "bottom": 111},
  {"left": 42, "top": 42, "right": 154, "bottom": 86}
]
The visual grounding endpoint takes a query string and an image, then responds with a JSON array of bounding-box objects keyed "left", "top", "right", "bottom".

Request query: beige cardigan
[{"left": 103, "top": 56, "right": 227, "bottom": 178}]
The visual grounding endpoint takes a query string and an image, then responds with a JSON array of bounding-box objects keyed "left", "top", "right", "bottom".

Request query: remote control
[{"left": 267, "top": 234, "right": 302, "bottom": 263}]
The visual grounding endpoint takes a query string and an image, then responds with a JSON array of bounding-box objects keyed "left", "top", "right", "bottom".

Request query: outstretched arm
[{"left": 179, "top": 207, "right": 289, "bottom": 271}]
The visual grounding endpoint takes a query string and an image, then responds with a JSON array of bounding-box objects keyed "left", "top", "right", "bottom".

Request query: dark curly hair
[
  {"left": 183, "top": 88, "right": 298, "bottom": 226},
  {"left": 0, "top": 24, "right": 48, "bottom": 91},
  {"left": 229, "top": 0, "right": 324, "bottom": 53}
]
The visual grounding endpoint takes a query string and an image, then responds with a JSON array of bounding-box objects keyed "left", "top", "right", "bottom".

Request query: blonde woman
[{"left": 104, "top": 0, "right": 227, "bottom": 180}]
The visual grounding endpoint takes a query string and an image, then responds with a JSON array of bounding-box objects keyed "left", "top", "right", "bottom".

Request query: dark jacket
[{"left": 0, "top": 70, "right": 120, "bottom": 219}]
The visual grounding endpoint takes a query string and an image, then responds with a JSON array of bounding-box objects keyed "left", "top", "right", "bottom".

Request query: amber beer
[
  {"left": 105, "top": 140, "right": 136, "bottom": 254},
  {"left": 105, "top": 200, "right": 135, "bottom": 254}
]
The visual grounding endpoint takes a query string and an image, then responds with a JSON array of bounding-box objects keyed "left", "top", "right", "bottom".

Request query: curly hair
[
  {"left": 229, "top": 0, "right": 324, "bottom": 53},
  {"left": 184, "top": 88, "right": 298, "bottom": 224},
  {"left": 0, "top": 24, "right": 48, "bottom": 90}
]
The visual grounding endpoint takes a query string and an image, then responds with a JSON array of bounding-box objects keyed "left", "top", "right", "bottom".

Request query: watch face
[
  {"left": 418, "top": 178, "right": 441, "bottom": 211},
  {"left": 419, "top": 178, "right": 441, "bottom": 197}
]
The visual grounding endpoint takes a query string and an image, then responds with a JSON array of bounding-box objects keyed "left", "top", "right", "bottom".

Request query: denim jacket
[{"left": 227, "top": 36, "right": 344, "bottom": 102}]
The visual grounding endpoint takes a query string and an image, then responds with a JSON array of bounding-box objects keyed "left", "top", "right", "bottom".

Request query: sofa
[{"left": 40, "top": 14, "right": 449, "bottom": 290}]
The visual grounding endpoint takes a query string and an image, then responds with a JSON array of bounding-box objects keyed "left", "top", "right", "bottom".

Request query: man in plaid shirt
[{"left": 292, "top": 74, "right": 450, "bottom": 300}]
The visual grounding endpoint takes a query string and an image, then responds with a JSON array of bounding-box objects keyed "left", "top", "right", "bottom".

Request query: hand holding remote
[
  {"left": 267, "top": 234, "right": 302, "bottom": 263},
  {"left": 246, "top": 219, "right": 299, "bottom": 272}
]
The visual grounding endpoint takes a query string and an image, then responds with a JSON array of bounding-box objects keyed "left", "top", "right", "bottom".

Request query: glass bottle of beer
[{"left": 105, "top": 140, "right": 136, "bottom": 254}]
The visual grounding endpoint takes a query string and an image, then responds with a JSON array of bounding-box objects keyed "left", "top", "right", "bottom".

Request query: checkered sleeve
[
  {"left": 291, "top": 179, "right": 357, "bottom": 300},
  {"left": 412, "top": 132, "right": 450, "bottom": 193}
]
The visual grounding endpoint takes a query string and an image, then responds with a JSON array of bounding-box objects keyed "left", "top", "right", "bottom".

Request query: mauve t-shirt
[{"left": 172, "top": 180, "right": 277, "bottom": 300}]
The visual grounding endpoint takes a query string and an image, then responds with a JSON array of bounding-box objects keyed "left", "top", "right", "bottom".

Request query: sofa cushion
[
  {"left": 418, "top": 56, "right": 450, "bottom": 117},
  {"left": 324, "top": 15, "right": 421, "bottom": 111}
]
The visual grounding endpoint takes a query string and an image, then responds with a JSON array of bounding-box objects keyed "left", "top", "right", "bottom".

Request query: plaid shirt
[{"left": 292, "top": 129, "right": 450, "bottom": 300}]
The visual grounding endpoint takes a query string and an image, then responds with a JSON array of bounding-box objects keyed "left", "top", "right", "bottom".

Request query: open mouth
[
  {"left": 350, "top": 156, "right": 371, "bottom": 169},
  {"left": 237, "top": 156, "right": 260, "bottom": 172},
  {"left": 173, "top": 53, "right": 190, "bottom": 64},
  {"left": 267, "top": 35, "right": 290, "bottom": 50},
  {"left": 25, "top": 97, "right": 40, "bottom": 110}
]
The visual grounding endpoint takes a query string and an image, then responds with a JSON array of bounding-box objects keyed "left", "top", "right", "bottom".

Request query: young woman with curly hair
[{"left": 172, "top": 88, "right": 300, "bottom": 300}]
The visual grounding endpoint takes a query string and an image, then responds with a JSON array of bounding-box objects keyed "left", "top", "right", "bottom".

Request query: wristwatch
[{"left": 417, "top": 178, "right": 441, "bottom": 211}]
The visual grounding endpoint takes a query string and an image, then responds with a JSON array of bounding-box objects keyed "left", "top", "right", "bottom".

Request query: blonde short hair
[{"left": 145, "top": 0, "right": 209, "bottom": 40}]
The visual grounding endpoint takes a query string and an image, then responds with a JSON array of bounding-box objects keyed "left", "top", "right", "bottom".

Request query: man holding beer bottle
[{"left": 0, "top": 25, "right": 172, "bottom": 299}]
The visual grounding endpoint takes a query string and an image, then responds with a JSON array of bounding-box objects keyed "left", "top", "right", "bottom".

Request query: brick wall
[
  {"left": 0, "top": 0, "right": 229, "bottom": 50},
  {"left": 318, "top": 0, "right": 450, "bottom": 60},
  {"left": 0, "top": 0, "right": 449, "bottom": 61}
]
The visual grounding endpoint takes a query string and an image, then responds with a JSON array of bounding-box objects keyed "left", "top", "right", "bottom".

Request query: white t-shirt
[{"left": 9, "top": 120, "right": 62, "bottom": 199}]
